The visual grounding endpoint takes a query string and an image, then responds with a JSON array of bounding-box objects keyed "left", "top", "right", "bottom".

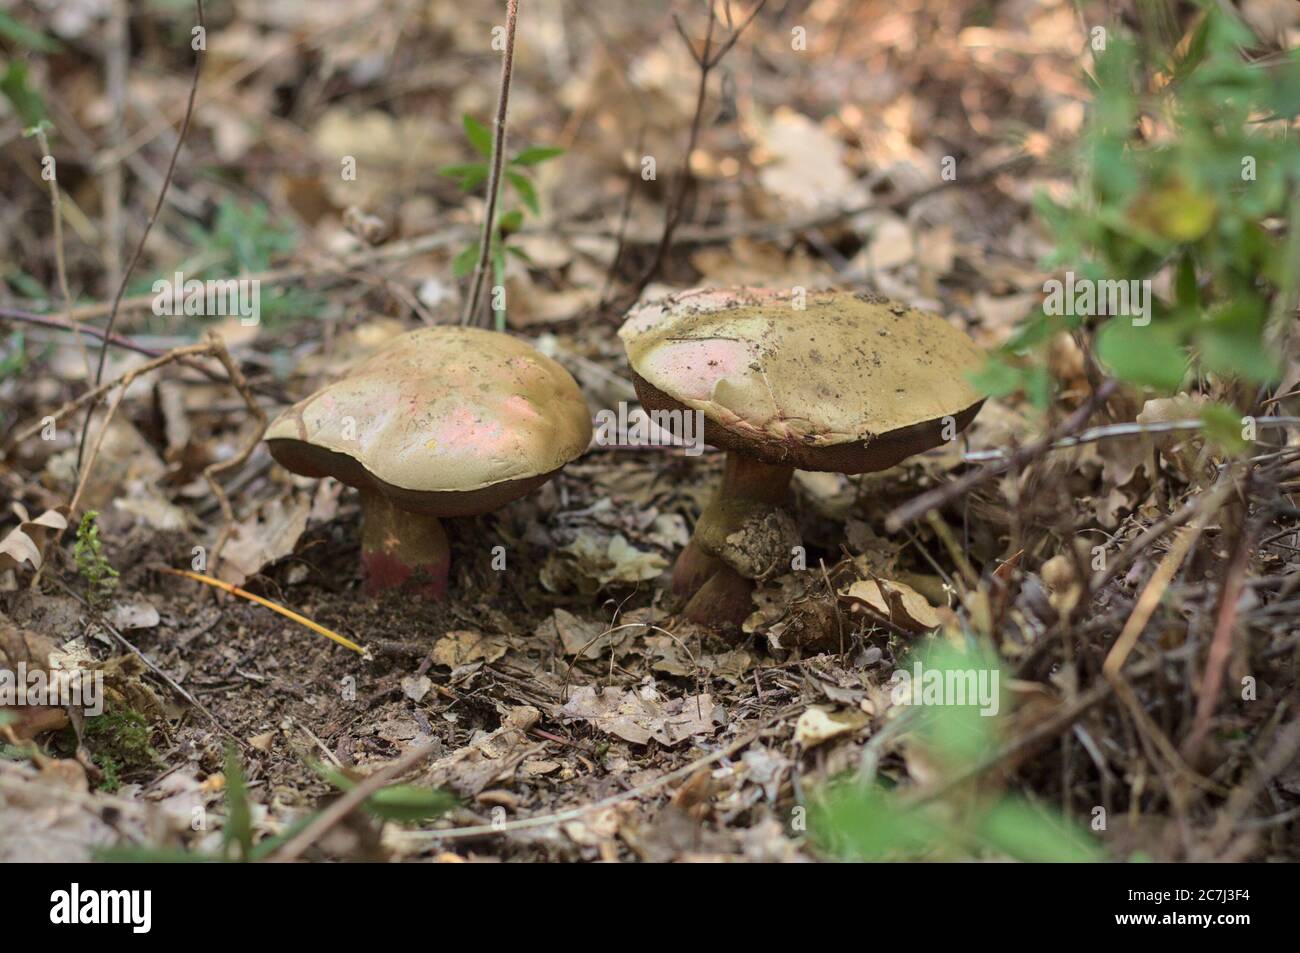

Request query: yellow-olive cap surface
[
  {"left": 619, "top": 287, "right": 985, "bottom": 472},
  {"left": 266, "top": 327, "right": 592, "bottom": 515}
]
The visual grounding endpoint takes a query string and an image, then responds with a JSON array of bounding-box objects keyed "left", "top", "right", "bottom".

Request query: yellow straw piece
[{"left": 161, "top": 568, "right": 366, "bottom": 655}]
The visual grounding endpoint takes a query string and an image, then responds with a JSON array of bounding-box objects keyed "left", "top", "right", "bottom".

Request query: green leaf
[
  {"left": 497, "top": 209, "right": 523, "bottom": 234},
  {"left": 1200, "top": 403, "right": 1249, "bottom": 455},
  {"left": 506, "top": 170, "right": 539, "bottom": 214},
  {"left": 222, "top": 746, "right": 253, "bottom": 861},
  {"left": 1128, "top": 181, "right": 1216, "bottom": 242},
  {"left": 439, "top": 162, "right": 488, "bottom": 192},
  {"left": 321, "top": 768, "right": 456, "bottom": 822},
  {"left": 452, "top": 243, "right": 479, "bottom": 278},
  {"left": 908, "top": 642, "right": 1005, "bottom": 772},
  {"left": 463, "top": 113, "right": 493, "bottom": 158},
  {"left": 1198, "top": 326, "right": 1280, "bottom": 384},
  {"left": 506, "top": 244, "right": 533, "bottom": 264},
  {"left": 510, "top": 145, "right": 565, "bottom": 166},
  {"left": 809, "top": 783, "right": 942, "bottom": 860},
  {"left": 1097, "top": 320, "right": 1187, "bottom": 391},
  {"left": 0, "top": 12, "right": 60, "bottom": 51},
  {"left": 1173, "top": 254, "right": 1199, "bottom": 312},
  {"left": 967, "top": 357, "right": 1029, "bottom": 399},
  {"left": 976, "top": 798, "right": 1104, "bottom": 862},
  {"left": 1, "top": 61, "right": 48, "bottom": 128}
]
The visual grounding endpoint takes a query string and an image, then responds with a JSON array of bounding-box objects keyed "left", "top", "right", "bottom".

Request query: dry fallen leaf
[
  {"left": 430, "top": 630, "right": 508, "bottom": 669},
  {"left": 839, "top": 577, "right": 942, "bottom": 633},
  {"left": 795, "top": 706, "right": 869, "bottom": 750},
  {"left": 541, "top": 530, "right": 668, "bottom": 594},
  {"left": 401, "top": 674, "right": 433, "bottom": 703},
  {"left": 216, "top": 492, "right": 311, "bottom": 586},
  {"left": 0, "top": 623, "right": 70, "bottom": 740},
  {"left": 561, "top": 684, "right": 723, "bottom": 746},
  {"left": 0, "top": 507, "right": 69, "bottom": 575},
  {"left": 538, "top": 608, "right": 610, "bottom": 659},
  {"left": 752, "top": 107, "right": 867, "bottom": 214}
]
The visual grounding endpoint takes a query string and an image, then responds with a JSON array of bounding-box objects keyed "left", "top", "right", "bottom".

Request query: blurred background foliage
[{"left": 979, "top": 5, "right": 1300, "bottom": 428}]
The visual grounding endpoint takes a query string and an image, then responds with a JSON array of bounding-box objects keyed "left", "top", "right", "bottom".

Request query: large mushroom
[
  {"left": 619, "top": 288, "right": 986, "bottom": 628},
  {"left": 265, "top": 326, "right": 591, "bottom": 599}
]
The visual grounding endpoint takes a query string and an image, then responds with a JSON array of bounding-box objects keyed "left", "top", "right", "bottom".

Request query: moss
[{"left": 82, "top": 708, "right": 160, "bottom": 792}]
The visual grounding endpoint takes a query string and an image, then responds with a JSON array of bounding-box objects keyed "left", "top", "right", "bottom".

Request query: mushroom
[
  {"left": 619, "top": 287, "right": 985, "bottom": 628},
  {"left": 264, "top": 326, "right": 591, "bottom": 599}
]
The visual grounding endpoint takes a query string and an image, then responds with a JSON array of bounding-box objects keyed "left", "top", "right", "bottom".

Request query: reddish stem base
[{"left": 359, "top": 491, "right": 451, "bottom": 600}]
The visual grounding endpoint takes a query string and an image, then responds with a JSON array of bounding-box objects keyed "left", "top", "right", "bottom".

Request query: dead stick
[
  {"left": 267, "top": 736, "right": 446, "bottom": 862},
  {"left": 10, "top": 343, "right": 211, "bottom": 447},
  {"left": 200, "top": 332, "right": 267, "bottom": 574},
  {"left": 462, "top": 0, "right": 519, "bottom": 326},
  {"left": 1183, "top": 479, "right": 1258, "bottom": 761},
  {"left": 885, "top": 379, "right": 1119, "bottom": 532},
  {"left": 77, "top": 0, "right": 205, "bottom": 473},
  {"left": 388, "top": 703, "right": 803, "bottom": 844}
]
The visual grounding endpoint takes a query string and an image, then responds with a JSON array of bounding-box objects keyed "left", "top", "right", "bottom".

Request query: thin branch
[
  {"left": 199, "top": 331, "right": 268, "bottom": 574},
  {"left": 1183, "top": 476, "right": 1259, "bottom": 762},
  {"left": 962, "top": 415, "right": 1300, "bottom": 464},
  {"left": 267, "top": 735, "right": 445, "bottom": 862},
  {"left": 704, "top": 0, "right": 766, "bottom": 66},
  {"left": 104, "top": 0, "right": 128, "bottom": 294},
  {"left": 12, "top": 343, "right": 212, "bottom": 448},
  {"left": 1, "top": 305, "right": 167, "bottom": 359},
  {"left": 619, "top": 0, "right": 767, "bottom": 310},
  {"left": 30, "top": 126, "right": 92, "bottom": 382},
  {"left": 0, "top": 306, "right": 286, "bottom": 403},
  {"left": 76, "top": 0, "right": 206, "bottom": 472},
  {"left": 884, "top": 379, "right": 1120, "bottom": 532},
  {"left": 599, "top": 126, "right": 645, "bottom": 308},
  {"left": 462, "top": 0, "right": 520, "bottom": 327},
  {"left": 385, "top": 703, "right": 802, "bottom": 844}
]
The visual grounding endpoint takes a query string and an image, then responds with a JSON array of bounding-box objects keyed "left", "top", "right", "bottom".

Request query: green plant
[
  {"left": 0, "top": 330, "right": 26, "bottom": 381},
  {"left": 185, "top": 199, "right": 297, "bottom": 274},
  {"left": 977, "top": 4, "right": 1300, "bottom": 429},
  {"left": 170, "top": 199, "right": 319, "bottom": 327},
  {"left": 0, "top": 11, "right": 60, "bottom": 53},
  {"left": 441, "top": 113, "right": 564, "bottom": 328},
  {"left": 808, "top": 643, "right": 1104, "bottom": 862},
  {"left": 81, "top": 708, "right": 161, "bottom": 793},
  {"left": 317, "top": 765, "right": 457, "bottom": 822},
  {"left": 97, "top": 747, "right": 455, "bottom": 862},
  {"left": 73, "top": 510, "right": 119, "bottom": 606}
]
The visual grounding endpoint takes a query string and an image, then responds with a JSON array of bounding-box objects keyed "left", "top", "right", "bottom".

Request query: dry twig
[
  {"left": 462, "top": 0, "right": 520, "bottom": 326},
  {"left": 76, "top": 0, "right": 206, "bottom": 473}
]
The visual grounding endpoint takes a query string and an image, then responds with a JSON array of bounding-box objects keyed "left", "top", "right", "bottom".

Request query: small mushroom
[
  {"left": 619, "top": 287, "right": 985, "bottom": 628},
  {"left": 265, "top": 326, "right": 591, "bottom": 599}
]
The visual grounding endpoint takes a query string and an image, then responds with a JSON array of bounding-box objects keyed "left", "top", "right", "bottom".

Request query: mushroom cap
[
  {"left": 619, "top": 287, "right": 985, "bottom": 473},
  {"left": 265, "top": 327, "right": 592, "bottom": 516}
]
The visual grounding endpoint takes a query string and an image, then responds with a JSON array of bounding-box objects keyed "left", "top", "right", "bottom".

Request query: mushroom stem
[
  {"left": 358, "top": 490, "right": 451, "bottom": 600},
  {"left": 675, "top": 453, "right": 795, "bottom": 629}
]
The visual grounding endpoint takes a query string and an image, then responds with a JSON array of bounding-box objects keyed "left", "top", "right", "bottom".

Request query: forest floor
[{"left": 1, "top": 0, "right": 1298, "bottom": 862}]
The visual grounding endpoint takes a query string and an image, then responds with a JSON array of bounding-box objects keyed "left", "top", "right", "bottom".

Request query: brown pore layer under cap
[{"left": 632, "top": 372, "right": 983, "bottom": 473}]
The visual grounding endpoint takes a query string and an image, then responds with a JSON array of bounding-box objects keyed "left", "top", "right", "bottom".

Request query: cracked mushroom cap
[
  {"left": 265, "top": 327, "right": 592, "bottom": 516},
  {"left": 619, "top": 288, "right": 985, "bottom": 472}
]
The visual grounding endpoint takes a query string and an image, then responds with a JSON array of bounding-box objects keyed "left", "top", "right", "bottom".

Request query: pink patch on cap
[
  {"left": 504, "top": 394, "right": 541, "bottom": 420},
  {"left": 644, "top": 338, "right": 752, "bottom": 401},
  {"left": 431, "top": 405, "right": 510, "bottom": 454}
]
